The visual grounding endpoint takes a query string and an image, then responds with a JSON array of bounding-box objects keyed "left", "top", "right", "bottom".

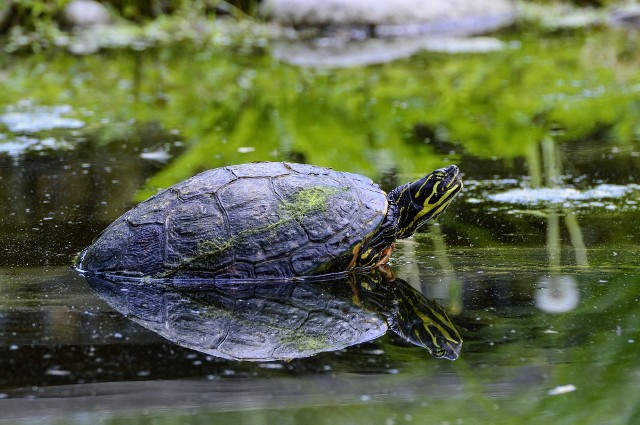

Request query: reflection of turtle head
[
  {"left": 360, "top": 276, "right": 463, "bottom": 360},
  {"left": 393, "top": 311, "right": 463, "bottom": 360}
]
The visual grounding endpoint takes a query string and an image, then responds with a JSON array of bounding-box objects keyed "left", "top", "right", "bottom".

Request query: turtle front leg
[{"left": 376, "top": 243, "right": 395, "bottom": 266}]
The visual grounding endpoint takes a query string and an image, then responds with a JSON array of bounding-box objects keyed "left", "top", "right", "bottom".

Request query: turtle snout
[{"left": 439, "top": 165, "right": 461, "bottom": 189}]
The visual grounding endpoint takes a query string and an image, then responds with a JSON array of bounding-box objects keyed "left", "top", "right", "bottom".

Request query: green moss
[
  {"left": 196, "top": 238, "right": 234, "bottom": 261},
  {"left": 197, "top": 303, "right": 235, "bottom": 321},
  {"left": 71, "top": 250, "right": 83, "bottom": 267},
  {"left": 277, "top": 328, "right": 331, "bottom": 353},
  {"left": 282, "top": 186, "right": 341, "bottom": 219}
]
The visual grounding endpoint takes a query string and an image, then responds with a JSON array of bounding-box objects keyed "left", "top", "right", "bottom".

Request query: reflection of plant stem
[
  {"left": 541, "top": 136, "right": 589, "bottom": 268},
  {"left": 399, "top": 238, "right": 421, "bottom": 288},
  {"left": 543, "top": 137, "right": 561, "bottom": 268},
  {"left": 538, "top": 137, "right": 585, "bottom": 315},
  {"left": 547, "top": 209, "right": 561, "bottom": 270},
  {"left": 429, "top": 222, "right": 454, "bottom": 276},
  {"left": 428, "top": 222, "right": 463, "bottom": 315},
  {"left": 565, "top": 211, "right": 589, "bottom": 267}
]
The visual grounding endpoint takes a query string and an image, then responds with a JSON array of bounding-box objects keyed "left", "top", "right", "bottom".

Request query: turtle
[
  {"left": 85, "top": 270, "right": 462, "bottom": 361},
  {"left": 77, "top": 162, "right": 462, "bottom": 279}
]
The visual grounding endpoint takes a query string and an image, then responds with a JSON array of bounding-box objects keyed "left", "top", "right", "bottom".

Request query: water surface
[{"left": 1, "top": 24, "right": 639, "bottom": 425}]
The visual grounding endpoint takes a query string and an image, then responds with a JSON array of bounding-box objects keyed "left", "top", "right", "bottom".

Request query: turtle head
[{"left": 389, "top": 165, "right": 462, "bottom": 239}]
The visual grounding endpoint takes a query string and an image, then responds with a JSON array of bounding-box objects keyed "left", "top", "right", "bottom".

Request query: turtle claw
[
  {"left": 376, "top": 264, "right": 396, "bottom": 282},
  {"left": 376, "top": 243, "right": 395, "bottom": 266}
]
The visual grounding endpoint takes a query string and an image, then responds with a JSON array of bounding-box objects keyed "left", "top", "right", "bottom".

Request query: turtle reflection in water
[{"left": 85, "top": 271, "right": 462, "bottom": 361}]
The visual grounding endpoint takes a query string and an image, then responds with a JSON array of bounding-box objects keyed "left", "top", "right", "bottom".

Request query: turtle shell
[{"left": 79, "top": 162, "right": 388, "bottom": 278}]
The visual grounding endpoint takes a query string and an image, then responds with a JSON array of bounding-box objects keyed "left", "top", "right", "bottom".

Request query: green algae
[
  {"left": 196, "top": 238, "right": 234, "bottom": 261},
  {"left": 276, "top": 327, "right": 331, "bottom": 353},
  {"left": 282, "top": 186, "right": 341, "bottom": 219}
]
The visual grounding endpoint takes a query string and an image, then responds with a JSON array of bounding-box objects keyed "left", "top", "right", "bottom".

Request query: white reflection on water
[
  {"left": 536, "top": 275, "right": 580, "bottom": 313},
  {"left": 487, "top": 184, "right": 640, "bottom": 206},
  {"left": 1, "top": 103, "right": 84, "bottom": 133},
  {"left": 0, "top": 135, "right": 74, "bottom": 157}
]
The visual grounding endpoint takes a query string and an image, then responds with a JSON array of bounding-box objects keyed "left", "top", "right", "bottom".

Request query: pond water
[{"left": 1, "top": 21, "right": 640, "bottom": 425}]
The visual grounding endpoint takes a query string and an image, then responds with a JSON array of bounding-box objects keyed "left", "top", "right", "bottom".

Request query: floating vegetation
[
  {"left": 487, "top": 184, "right": 640, "bottom": 206},
  {"left": 0, "top": 102, "right": 84, "bottom": 133},
  {"left": 0, "top": 135, "right": 75, "bottom": 157}
]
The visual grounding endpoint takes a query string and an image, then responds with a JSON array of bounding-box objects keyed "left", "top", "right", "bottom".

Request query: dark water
[{"left": 1, "top": 26, "right": 640, "bottom": 424}]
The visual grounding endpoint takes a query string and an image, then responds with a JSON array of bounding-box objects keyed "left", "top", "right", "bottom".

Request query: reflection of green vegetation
[
  {"left": 135, "top": 29, "right": 639, "bottom": 197},
  {"left": 436, "top": 247, "right": 640, "bottom": 424},
  {"left": 3, "top": 28, "right": 639, "bottom": 201}
]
